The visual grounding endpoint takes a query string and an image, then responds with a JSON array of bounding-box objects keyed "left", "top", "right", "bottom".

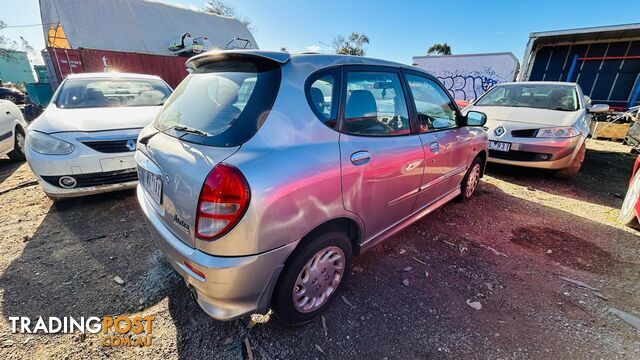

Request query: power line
[{"left": 2, "top": 23, "right": 57, "bottom": 29}]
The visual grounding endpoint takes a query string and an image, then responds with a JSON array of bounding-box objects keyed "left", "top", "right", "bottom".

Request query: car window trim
[
  {"left": 400, "top": 68, "right": 464, "bottom": 134},
  {"left": 337, "top": 65, "right": 416, "bottom": 138}
]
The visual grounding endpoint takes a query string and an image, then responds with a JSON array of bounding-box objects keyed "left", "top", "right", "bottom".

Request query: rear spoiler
[{"left": 186, "top": 50, "right": 290, "bottom": 70}]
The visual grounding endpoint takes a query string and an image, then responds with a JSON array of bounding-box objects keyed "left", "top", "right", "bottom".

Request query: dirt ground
[{"left": 0, "top": 139, "right": 639, "bottom": 359}]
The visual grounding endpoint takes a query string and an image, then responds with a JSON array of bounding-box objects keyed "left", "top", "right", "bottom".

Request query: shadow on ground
[
  {"left": 0, "top": 159, "right": 23, "bottom": 187},
  {"left": 486, "top": 146, "right": 636, "bottom": 209}
]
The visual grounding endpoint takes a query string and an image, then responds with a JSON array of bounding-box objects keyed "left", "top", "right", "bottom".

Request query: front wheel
[
  {"left": 457, "top": 156, "right": 483, "bottom": 202},
  {"left": 7, "top": 128, "right": 25, "bottom": 161},
  {"left": 272, "top": 231, "right": 352, "bottom": 325},
  {"left": 555, "top": 143, "right": 586, "bottom": 179},
  {"left": 620, "top": 169, "right": 640, "bottom": 229}
]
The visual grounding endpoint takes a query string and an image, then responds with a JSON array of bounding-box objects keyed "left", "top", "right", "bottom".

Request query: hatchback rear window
[{"left": 154, "top": 60, "right": 281, "bottom": 147}]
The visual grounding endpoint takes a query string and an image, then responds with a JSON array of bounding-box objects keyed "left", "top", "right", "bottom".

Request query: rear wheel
[
  {"left": 7, "top": 128, "right": 25, "bottom": 161},
  {"left": 272, "top": 230, "right": 352, "bottom": 325},
  {"left": 457, "top": 156, "right": 483, "bottom": 201},
  {"left": 555, "top": 143, "right": 586, "bottom": 179},
  {"left": 620, "top": 170, "right": 640, "bottom": 229}
]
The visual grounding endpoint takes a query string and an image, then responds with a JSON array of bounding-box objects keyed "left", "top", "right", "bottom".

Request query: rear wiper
[{"left": 171, "top": 125, "right": 211, "bottom": 137}]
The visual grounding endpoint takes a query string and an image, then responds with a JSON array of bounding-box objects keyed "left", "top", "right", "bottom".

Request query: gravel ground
[{"left": 0, "top": 139, "right": 639, "bottom": 359}]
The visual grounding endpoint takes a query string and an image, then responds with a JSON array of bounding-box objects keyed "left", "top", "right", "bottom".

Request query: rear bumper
[{"left": 137, "top": 185, "right": 297, "bottom": 321}]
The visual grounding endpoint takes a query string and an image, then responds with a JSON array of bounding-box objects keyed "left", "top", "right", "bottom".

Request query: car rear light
[{"left": 195, "top": 163, "right": 250, "bottom": 240}]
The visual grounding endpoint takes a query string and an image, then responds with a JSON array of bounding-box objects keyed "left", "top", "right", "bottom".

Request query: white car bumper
[{"left": 25, "top": 129, "right": 141, "bottom": 198}]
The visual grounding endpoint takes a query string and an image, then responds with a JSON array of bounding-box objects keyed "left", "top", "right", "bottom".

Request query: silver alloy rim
[
  {"left": 292, "top": 246, "right": 345, "bottom": 313},
  {"left": 621, "top": 171, "right": 640, "bottom": 219},
  {"left": 16, "top": 132, "right": 24, "bottom": 152},
  {"left": 465, "top": 163, "right": 481, "bottom": 198}
]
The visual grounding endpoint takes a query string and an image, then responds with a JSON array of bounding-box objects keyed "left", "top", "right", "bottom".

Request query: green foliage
[{"left": 333, "top": 32, "right": 370, "bottom": 56}]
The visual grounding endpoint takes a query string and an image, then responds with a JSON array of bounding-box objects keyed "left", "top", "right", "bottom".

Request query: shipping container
[
  {"left": 520, "top": 23, "right": 640, "bottom": 110},
  {"left": 40, "top": 0, "right": 257, "bottom": 90}
]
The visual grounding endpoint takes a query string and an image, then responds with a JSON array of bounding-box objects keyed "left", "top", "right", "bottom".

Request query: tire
[
  {"left": 620, "top": 169, "right": 640, "bottom": 229},
  {"left": 554, "top": 143, "right": 586, "bottom": 179},
  {"left": 456, "top": 156, "right": 483, "bottom": 202},
  {"left": 272, "top": 230, "right": 353, "bottom": 325},
  {"left": 7, "top": 128, "right": 25, "bottom": 161}
]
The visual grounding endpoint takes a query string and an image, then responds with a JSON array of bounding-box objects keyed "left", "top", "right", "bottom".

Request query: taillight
[{"left": 195, "top": 164, "right": 250, "bottom": 240}]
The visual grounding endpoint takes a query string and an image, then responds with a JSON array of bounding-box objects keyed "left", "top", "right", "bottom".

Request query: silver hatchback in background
[{"left": 136, "top": 50, "right": 488, "bottom": 324}]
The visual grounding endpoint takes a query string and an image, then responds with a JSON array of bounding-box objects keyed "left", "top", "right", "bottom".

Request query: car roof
[{"left": 64, "top": 72, "right": 164, "bottom": 80}]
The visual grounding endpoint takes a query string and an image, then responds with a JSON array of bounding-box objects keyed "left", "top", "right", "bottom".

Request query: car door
[
  {"left": 402, "top": 71, "right": 474, "bottom": 208},
  {"left": 0, "top": 100, "right": 15, "bottom": 154},
  {"left": 339, "top": 67, "right": 425, "bottom": 240}
]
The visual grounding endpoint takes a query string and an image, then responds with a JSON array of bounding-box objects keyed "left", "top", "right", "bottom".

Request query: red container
[{"left": 47, "top": 47, "right": 189, "bottom": 89}]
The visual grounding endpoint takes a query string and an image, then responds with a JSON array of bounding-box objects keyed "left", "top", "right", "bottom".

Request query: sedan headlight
[
  {"left": 536, "top": 127, "right": 580, "bottom": 138},
  {"left": 27, "top": 131, "right": 75, "bottom": 155}
]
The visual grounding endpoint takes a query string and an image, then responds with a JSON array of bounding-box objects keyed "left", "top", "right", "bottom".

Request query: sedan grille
[
  {"left": 81, "top": 139, "right": 137, "bottom": 153},
  {"left": 41, "top": 170, "right": 138, "bottom": 188}
]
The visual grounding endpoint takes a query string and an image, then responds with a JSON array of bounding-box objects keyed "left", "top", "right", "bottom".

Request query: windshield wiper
[{"left": 171, "top": 125, "right": 212, "bottom": 137}]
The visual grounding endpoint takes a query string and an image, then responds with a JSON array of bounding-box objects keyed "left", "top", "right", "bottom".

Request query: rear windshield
[
  {"left": 476, "top": 83, "right": 579, "bottom": 111},
  {"left": 154, "top": 60, "right": 281, "bottom": 147},
  {"left": 55, "top": 78, "right": 172, "bottom": 109}
]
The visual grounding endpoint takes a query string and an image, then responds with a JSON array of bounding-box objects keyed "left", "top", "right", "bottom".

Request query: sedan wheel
[{"left": 620, "top": 170, "right": 640, "bottom": 228}]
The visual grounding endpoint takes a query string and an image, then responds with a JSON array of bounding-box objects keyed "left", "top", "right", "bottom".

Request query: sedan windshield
[
  {"left": 476, "top": 84, "right": 579, "bottom": 111},
  {"left": 55, "top": 78, "right": 172, "bottom": 109}
]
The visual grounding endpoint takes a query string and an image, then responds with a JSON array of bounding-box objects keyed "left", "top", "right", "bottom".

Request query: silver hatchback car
[{"left": 136, "top": 50, "right": 488, "bottom": 324}]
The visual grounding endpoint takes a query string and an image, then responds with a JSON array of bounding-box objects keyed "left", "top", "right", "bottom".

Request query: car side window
[
  {"left": 342, "top": 71, "right": 411, "bottom": 136},
  {"left": 307, "top": 72, "right": 338, "bottom": 129},
  {"left": 405, "top": 74, "right": 458, "bottom": 133}
]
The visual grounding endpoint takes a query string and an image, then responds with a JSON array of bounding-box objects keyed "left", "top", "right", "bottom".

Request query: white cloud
[{"left": 306, "top": 44, "right": 322, "bottom": 53}]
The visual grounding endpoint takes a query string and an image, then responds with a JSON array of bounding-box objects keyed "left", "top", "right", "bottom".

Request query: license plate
[
  {"left": 489, "top": 141, "right": 511, "bottom": 152},
  {"left": 141, "top": 169, "right": 163, "bottom": 204}
]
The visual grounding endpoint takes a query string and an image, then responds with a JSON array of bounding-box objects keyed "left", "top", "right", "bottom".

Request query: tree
[
  {"left": 332, "top": 32, "right": 370, "bottom": 56},
  {"left": 279, "top": 47, "right": 288, "bottom": 53},
  {"left": 427, "top": 43, "right": 452, "bottom": 56},
  {"left": 205, "top": 1, "right": 255, "bottom": 33},
  {"left": 0, "top": 20, "right": 34, "bottom": 62}
]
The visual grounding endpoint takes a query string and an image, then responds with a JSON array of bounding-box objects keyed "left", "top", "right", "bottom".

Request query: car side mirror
[
  {"left": 465, "top": 110, "right": 487, "bottom": 126},
  {"left": 588, "top": 104, "right": 609, "bottom": 113}
]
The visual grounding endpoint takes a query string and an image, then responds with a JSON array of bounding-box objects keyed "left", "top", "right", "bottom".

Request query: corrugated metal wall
[{"left": 528, "top": 40, "right": 640, "bottom": 109}]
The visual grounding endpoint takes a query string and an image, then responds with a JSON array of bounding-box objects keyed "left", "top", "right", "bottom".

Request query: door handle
[
  {"left": 428, "top": 142, "right": 440, "bottom": 154},
  {"left": 350, "top": 151, "right": 371, "bottom": 165}
]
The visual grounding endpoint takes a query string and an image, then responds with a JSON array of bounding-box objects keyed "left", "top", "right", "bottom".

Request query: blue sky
[{"left": 3, "top": 0, "right": 640, "bottom": 65}]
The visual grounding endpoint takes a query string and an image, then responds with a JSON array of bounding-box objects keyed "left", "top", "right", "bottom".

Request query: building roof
[
  {"left": 39, "top": 0, "right": 258, "bottom": 56},
  {"left": 528, "top": 23, "right": 640, "bottom": 46}
]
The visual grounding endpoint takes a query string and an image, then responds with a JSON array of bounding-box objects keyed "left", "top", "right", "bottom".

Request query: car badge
[
  {"left": 126, "top": 139, "right": 137, "bottom": 151},
  {"left": 494, "top": 126, "right": 506, "bottom": 137}
]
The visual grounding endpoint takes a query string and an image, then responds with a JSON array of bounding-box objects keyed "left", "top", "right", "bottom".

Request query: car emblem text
[
  {"left": 494, "top": 126, "right": 506, "bottom": 137},
  {"left": 173, "top": 214, "right": 190, "bottom": 233}
]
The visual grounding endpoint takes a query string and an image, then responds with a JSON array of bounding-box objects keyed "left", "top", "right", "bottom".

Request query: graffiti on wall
[{"left": 436, "top": 67, "right": 504, "bottom": 101}]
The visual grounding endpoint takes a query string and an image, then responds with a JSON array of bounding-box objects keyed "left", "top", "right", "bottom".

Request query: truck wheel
[
  {"left": 7, "top": 128, "right": 26, "bottom": 161},
  {"left": 620, "top": 170, "right": 640, "bottom": 229},
  {"left": 457, "top": 156, "right": 483, "bottom": 202},
  {"left": 272, "top": 230, "right": 352, "bottom": 325},
  {"left": 555, "top": 144, "right": 586, "bottom": 179}
]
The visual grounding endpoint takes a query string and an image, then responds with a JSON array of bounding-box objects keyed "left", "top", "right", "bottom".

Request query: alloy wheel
[{"left": 465, "top": 163, "right": 482, "bottom": 198}]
